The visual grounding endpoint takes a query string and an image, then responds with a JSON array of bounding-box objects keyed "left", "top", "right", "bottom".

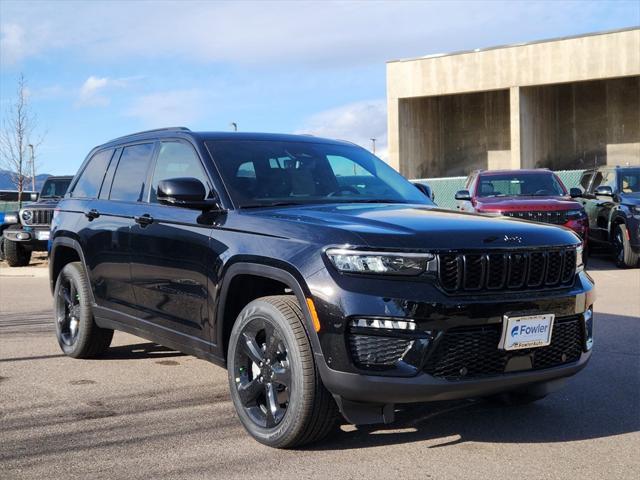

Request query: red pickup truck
[{"left": 455, "top": 169, "right": 588, "bottom": 242}]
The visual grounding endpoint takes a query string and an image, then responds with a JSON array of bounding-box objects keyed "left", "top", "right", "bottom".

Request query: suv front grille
[
  {"left": 503, "top": 210, "right": 569, "bottom": 225},
  {"left": 21, "top": 208, "right": 54, "bottom": 226},
  {"left": 438, "top": 248, "right": 576, "bottom": 293},
  {"left": 423, "top": 315, "right": 583, "bottom": 380}
]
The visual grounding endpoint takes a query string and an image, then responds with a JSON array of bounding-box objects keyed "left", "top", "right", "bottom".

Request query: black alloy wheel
[
  {"left": 56, "top": 273, "right": 82, "bottom": 347},
  {"left": 227, "top": 296, "right": 338, "bottom": 448},
  {"left": 53, "top": 262, "right": 113, "bottom": 358},
  {"left": 234, "top": 317, "right": 292, "bottom": 428}
]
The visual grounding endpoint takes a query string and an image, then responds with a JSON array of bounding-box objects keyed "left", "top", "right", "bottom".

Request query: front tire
[
  {"left": 4, "top": 239, "right": 31, "bottom": 267},
  {"left": 613, "top": 223, "right": 639, "bottom": 268},
  {"left": 54, "top": 262, "right": 113, "bottom": 358},
  {"left": 227, "top": 295, "right": 338, "bottom": 448}
]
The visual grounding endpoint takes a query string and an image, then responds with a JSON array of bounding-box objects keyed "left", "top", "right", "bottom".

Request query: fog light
[
  {"left": 16, "top": 232, "right": 31, "bottom": 240},
  {"left": 584, "top": 307, "right": 594, "bottom": 351},
  {"left": 351, "top": 318, "right": 416, "bottom": 331}
]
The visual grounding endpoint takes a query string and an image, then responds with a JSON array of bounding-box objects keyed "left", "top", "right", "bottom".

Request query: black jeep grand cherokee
[{"left": 50, "top": 128, "right": 594, "bottom": 448}]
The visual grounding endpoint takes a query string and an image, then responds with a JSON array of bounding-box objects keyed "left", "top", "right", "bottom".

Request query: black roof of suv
[{"left": 49, "top": 128, "right": 595, "bottom": 448}]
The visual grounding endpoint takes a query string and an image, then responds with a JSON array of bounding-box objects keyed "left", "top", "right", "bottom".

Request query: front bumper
[
  {"left": 3, "top": 227, "right": 49, "bottom": 250},
  {"left": 308, "top": 268, "right": 595, "bottom": 405},
  {"left": 318, "top": 349, "right": 591, "bottom": 404}
]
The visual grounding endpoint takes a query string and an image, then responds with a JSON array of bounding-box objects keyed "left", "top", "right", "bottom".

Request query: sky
[{"left": 1, "top": 0, "right": 639, "bottom": 175}]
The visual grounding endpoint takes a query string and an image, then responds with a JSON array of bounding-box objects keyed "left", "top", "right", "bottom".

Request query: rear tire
[
  {"left": 613, "top": 223, "right": 639, "bottom": 268},
  {"left": 54, "top": 262, "right": 113, "bottom": 358},
  {"left": 4, "top": 239, "right": 31, "bottom": 267},
  {"left": 227, "top": 295, "right": 338, "bottom": 448}
]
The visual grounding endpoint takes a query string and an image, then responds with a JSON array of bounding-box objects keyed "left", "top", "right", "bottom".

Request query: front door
[{"left": 128, "top": 140, "right": 216, "bottom": 351}]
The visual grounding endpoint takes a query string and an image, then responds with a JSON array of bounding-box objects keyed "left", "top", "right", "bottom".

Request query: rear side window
[
  {"left": 149, "top": 141, "right": 210, "bottom": 203},
  {"left": 71, "top": 149, "right": 114, "bottom": 198},
  {"left": 109, "top": 143, "right": 155, "bottom": 202}
]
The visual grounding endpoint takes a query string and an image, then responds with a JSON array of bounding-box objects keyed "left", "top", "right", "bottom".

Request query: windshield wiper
[
  {"left": 339, "top": 199, "right": 407, "bottom": 204},
  {"left": 238, "top": 201, "right": 304, "bottom": 209}
]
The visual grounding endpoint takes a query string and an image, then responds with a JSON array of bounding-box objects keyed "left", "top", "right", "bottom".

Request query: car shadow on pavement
[
  {"left": 100, "top": 342, "right": 186, "bottom": 360},
  {"left": 308, "top": 311, "right": 639, "bottom": 451}
]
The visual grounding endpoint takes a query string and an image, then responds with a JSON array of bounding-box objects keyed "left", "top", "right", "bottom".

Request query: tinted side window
[
  {"left": 71, "top": 149, "right": 114, "bottom": 198},
  {"left": 109, "top": 143, "right": 154, "bottom": 202},
  {"left": 149, "top": 142, "right": 210, "bottom": 203}
]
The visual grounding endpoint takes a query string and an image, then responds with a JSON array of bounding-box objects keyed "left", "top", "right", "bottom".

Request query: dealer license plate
[
  {"left": 499, "top": 313, "right": 554, "bottom": 351},
  {"left": 36, "top": 230, "right": 50, "bottom": 241}
]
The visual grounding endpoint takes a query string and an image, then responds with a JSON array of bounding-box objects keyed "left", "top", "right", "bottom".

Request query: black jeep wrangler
[
  {"left": 578, "top": 166, "right": 640, "bottom": 268},
  {"left": 50, "top": 128, "right": 594, "bottom": 448},
  {"left": 3, "top": 176, "right": 73, "bottom": 266}
]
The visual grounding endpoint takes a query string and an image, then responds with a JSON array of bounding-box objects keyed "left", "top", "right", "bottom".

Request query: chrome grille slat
[
  {"left": 438, "top": 248, "right": 576, "bottom": 293},
  {"left": 503, "top": 210, "right": 569, "bottom": 225}
]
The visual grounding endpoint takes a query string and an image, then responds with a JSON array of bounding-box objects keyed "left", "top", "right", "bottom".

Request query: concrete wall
[
  {"left": 519, "top": 76, "right": 640, "bottom": 169},
  {"left": 399, "top": 90, "right": 510, "bottom": 178},
  {"left": 387, "top": 28, "right": 640, "bottom": 174}
]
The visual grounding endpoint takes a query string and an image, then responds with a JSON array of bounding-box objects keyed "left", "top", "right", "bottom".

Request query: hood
[
  {"left": 248, "top": 203, "right": 580, "bottom": 250},
  {"left": 475, "top": 196, "right": 582, "bottom": 212},
  {"left": 22, "top": 198, "right": 61, "bottom": 209}
]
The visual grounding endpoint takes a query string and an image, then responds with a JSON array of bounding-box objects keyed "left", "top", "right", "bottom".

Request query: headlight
[
  {"left": 576, "top": 246, "right": 584, "bottom": 273},
  {"left": 3, "top": 212, "right": 18, "bottom": 224},
  {"left": 20, "top": 210, "right": 32, "bottom": 222},
  {"left": 566, "top": 209, "right": 587, "bottom": 220},
  {"left": 326, "top": 248, "right": 435, "bottom": 276}
]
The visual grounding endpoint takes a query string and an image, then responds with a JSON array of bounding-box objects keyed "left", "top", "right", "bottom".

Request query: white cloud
[
  {"left": 124, "top": 89, "right": 204, "bottom": 127},
  {"left": 77, "top": 76, "right": 137, "bottom": 107},
  {"left": 296, "top": 100, "right": 388, "bottom": 159},
  {"left": 1, "top": 1, "right": 637, "bottom": 68}
]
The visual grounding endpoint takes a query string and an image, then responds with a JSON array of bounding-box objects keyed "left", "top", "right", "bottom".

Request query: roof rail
[{"left": 105, "top": 127, "right": 191, "bottom": 144}]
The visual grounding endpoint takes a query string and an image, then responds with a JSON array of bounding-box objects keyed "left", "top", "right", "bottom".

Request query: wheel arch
[
  {"left": 216, "top": 262, "right": 322, "bottom": 365},
  {"left": 609, "top": 214, "right": 627, "bottom": 240},
  {"left": 49, "top": 237, "right": 94, "bottom": 302}
]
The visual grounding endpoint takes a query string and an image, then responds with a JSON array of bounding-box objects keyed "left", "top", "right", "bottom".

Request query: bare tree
[{"left": 0, "top": 74, "right": 43, "bottom": 205}]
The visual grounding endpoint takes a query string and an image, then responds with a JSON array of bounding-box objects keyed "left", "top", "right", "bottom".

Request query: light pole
[
  {"left": 370, "top": 138, "right": 376, "bottom": 154},
  {"left": 230, "top": 122, "right": 238, "bottom": 132},
  {"left": 28, "top": 144, "right": 35, "bottom": 191}
]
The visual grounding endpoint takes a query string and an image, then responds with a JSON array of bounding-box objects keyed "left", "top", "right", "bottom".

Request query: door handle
[
  {"left": 84, "top": 209, "right": 100, "bottom": 220},
  {"left": 134, "top": 214, "right": 154, "bottom": 226}
]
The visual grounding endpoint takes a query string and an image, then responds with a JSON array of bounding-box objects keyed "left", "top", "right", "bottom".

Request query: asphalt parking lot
[{"left": 1, "top": 255, "right": 639, "bottom": 480}]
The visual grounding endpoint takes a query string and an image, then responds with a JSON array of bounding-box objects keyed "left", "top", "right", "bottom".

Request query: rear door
[
  {"left": 67, "top": 146, "right": 136, "bottom": 311},
  {"left": 91, "top": 142, "right": 156, "bottom": 314},
  {"left": 128, "top": 140, "right": 215, "bottom": 351}
]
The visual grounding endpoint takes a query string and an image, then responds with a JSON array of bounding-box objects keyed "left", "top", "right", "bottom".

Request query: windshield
[
  {"left": 619, "top": 170, "right": 640, "bottom": 194},
  {"left": 206, "top": 140, "right": 432, "bottom": 208},
  {"left": 477, "top": 172, "right": 566, "bottom": 198},
  {"left": 41, "top": 178, "right": 72, "bottom": 198}
]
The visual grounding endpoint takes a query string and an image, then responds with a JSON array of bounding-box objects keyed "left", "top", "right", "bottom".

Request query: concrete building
[{"left": 386, "top": 28, "right": 640, "bottom": 178}]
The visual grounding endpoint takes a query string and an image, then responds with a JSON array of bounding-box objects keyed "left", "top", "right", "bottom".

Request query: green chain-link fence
[{"left": 414, "top": 169, "right": 585, "bottom": 210}]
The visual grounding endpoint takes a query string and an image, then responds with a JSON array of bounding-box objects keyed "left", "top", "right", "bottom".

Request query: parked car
[
  {"left": 577, "top": 166, "right": 640, "bottom": 268},
  {"left": 455, "top": 169, "right": 588, "bottom": 242},
  {"left": 50, "top": 128, "right": 594, "bottom": 448},
  {"left": 3, "top": 176, "right": 73, "bottom": 266}
]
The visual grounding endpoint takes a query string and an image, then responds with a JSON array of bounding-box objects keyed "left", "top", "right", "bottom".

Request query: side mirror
[
  {"left": 157, "top": 177, "right": 220, "bottom": 210},
  {"left": 413, "top": 182, "right": 435, "bottom": 201},
  {"left": 30, "top": 193, "right": 39, "bottom": 201},
  {"left": 594, "top": 185, "right": 613, "bottom": 197},
  {"left": 455, "top": 189, "right": 472, "bottom": 201},
  {"left": 569, "top": 187, "right": 582, "bottom": 198}
]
